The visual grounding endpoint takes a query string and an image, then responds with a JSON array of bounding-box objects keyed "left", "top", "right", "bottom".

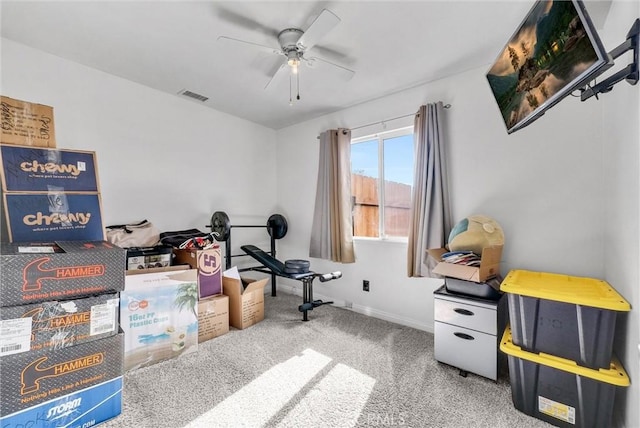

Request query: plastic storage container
[
  {"left": 500, "top": 327, "right": 629, "bottom": 428},
  {"left": 126, "top": 245, "right": 173, "bottom": 270},
  {"left": 444, "top": 276, "right": 502, "bottom": 301},
  {"left": 500, "top": 270, "right": 630, "bottom": 369}
]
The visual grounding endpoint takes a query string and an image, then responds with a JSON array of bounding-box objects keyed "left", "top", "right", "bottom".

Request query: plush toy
[{"left": 448, "top": 215, "right": 504, "bottom": 256}]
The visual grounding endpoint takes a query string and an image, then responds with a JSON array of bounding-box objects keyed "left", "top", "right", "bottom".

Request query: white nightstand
[{"left": 433, "top": 285, "right": 506, "bottom": 381}]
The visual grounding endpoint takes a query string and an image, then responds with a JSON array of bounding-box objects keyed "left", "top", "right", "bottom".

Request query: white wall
[
  {"left": 600, "top": 2, "right": 640, "bottom": 427},
  {"left": 3, "top": 8, "right": 638, "bottom": 424},
  {"left": 276, "top": 60, "right": 605, "bottom": 331},
  {"left": 0, "top": 38, "right": 278, "bottom": 235}
]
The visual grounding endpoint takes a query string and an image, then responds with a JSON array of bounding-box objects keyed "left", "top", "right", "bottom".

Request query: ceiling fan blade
[
  {"left": 296, "top": 9, "right": 340, "bottom": 52},
  {"left": 309, "top": 45, "right": 350, "bottom": 62},
  {"left": 216, "top": 7, "right": 279, "bottom": 38},
  {"left": 217, "top": 36, "right": 282, "bottom": 56},
  {"left": 304, "top": 56, "right": 355, "bottom": 81},
  {"left": 264, "top": 63, "right": 289, "bottom": 89}
]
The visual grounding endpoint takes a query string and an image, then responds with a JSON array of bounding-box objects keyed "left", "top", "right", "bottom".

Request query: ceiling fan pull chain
[
  {"left": 289, "top": 74, "right": 293, "bottom": 105},
  {"left": 297, "top": 71, "right": 301, "bottom": 101}
]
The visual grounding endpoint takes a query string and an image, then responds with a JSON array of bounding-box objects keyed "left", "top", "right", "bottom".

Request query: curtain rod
[{"left": 316, "top": 103, "right": 451, "bottom": 138}]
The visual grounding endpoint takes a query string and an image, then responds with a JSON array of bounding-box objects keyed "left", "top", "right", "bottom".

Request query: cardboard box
[
  {"left": 126, "top": 264, "right": 190, "bottom": 275},
  {"left": 0, "top": 240, "right": 125, "bottom": 307},
  {"left": 0, "top": 377, "right": 122, "bottom": 428},
  {"left": 0, "top": 96, "right": 56, "bottom": 148},
  {"left": 173, "top": 246, "right": 222, "bottom": 298},
  {"left": 127, "top": 245, "right": 173, "bottom": 270},
  {"left": 428, "top": 245, "right": 502, "bottom": 283},
  {"left": 0, "top": 330, "right": 123, "bottom": 425},
  {"left": 120, "top": 269, "right": 198, "bottom": 371},
  {"left": 3, "top": 191, "right": 105, "bottom": 243},
  {"left": 222, "top": 267, "right": 268, "bottom": 330},
  {"left": 0, "top": 144, "right": 99, "bottom": 193},
  {"left": 197, "top": 294, "right": 229, "bottom": 343},
  {"left": 0, "top": 293, "right": 119, "bottom": 356}
]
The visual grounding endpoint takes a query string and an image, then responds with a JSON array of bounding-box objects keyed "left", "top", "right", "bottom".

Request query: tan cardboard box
[
  {"left": 197, "top": 294, "right": 229, "bottom": 343},
  {"left": 222, "top": 267, "right": 268, "bottom": 330},
  {"left": 427, "top": 245, "right": 502, "bottom": 283},
  {"left": 0, "top": 96, "right": 56, "bottom": 147}
]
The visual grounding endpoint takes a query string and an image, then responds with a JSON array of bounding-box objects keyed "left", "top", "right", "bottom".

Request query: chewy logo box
[
  {"left": 0, "top": 330, "right": 124, "bottom": 424},
  {"left": 120, "top": 269, "right": 199, "bottom": 372},
  {"left": 0, "top": 241, "right": 126, "bottom": 307},
  {"left": 3, "top": 192, "right": 105, "bottom": 243},
  {"left": 0, "top": 144, "right": 99, "bottom": 193},
  {"left": 173, "top": 246, "right": 222, "bottom": 298},
  {"left": 0, "top": 293, "right": 119, "bottom": 356}
]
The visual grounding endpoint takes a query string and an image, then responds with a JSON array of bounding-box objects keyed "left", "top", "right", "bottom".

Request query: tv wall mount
[{"left": 580, "top": 18, "right": 639, "bottom": 101}]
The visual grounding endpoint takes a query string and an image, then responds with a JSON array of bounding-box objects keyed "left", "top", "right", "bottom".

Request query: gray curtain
[
  {"left": 309, "top": 129, "right": 355, "bottom": 263},
  {"left": 407, "top": 103, "right": 451, "bottom": 277}
]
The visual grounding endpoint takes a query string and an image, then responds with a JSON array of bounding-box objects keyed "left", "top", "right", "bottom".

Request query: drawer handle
[
  {"left": 454, "top": 332, "right": 475, "bottom": 341},
  {"left": 454, "top": 308, "right": 474, "bottom": 316}
]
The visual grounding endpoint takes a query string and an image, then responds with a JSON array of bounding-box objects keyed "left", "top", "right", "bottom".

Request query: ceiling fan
[{"left": 217, "top": 8, "right": 355, "bottom": 103}]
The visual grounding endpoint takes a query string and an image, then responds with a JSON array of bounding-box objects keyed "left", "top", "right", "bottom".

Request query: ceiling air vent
[{"left": 178, "top": 89, "right": 209, "bottom": 102}]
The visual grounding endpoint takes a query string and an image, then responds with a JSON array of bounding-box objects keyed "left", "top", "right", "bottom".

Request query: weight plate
[
  {"left": 284, "top": 259, "right": 310, "bottom": 274},
  {"left": 285, "top": 259, "right": 310, "bottom": 269},
  {"left": 267, "top": 214, "right": 288, "bottom": 240},
  {"left": 210, "top": 211, "right": 230, "bottom": 241}
]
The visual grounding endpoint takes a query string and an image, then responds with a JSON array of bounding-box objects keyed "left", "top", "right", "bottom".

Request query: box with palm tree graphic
[{"left": 120, "top": 269, "right": 198, "bottom": 371}]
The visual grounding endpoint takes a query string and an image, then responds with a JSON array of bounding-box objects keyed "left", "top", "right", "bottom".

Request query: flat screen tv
[{"left": 486, "top": 0, "right": 610, "bottom": 134}]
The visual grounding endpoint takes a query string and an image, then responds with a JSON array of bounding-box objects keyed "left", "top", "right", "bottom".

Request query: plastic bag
[{"left": 105, "top": 220, "right": 160, "bottom": 248}]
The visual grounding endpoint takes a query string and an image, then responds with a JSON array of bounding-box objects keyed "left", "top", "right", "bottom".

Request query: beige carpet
[{"left": 102, "top": 291, "right": 552, "bottom": 428}]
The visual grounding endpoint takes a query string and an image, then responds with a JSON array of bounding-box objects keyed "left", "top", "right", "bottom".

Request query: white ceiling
[{"left": 0, "top": 1, "right": 612, "bottom": 130}]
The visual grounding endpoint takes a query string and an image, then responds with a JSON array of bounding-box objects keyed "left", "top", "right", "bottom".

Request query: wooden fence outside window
[{"left": 351, "top": 174, "right": 411, "bottom": 238}]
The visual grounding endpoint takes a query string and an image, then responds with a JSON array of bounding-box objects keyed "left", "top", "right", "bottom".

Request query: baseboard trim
[{"left": 275, "top": 284, "right": 434, "bottom": 334}]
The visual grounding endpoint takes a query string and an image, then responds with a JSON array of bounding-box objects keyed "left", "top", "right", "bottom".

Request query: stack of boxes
[
  {"left": 173, "top": 246, "right": 230, "bottom": 340},
  {"left": 118, "top": 244, "right": 232, "bottom": 372},
  {"left": 172, "top": 241, "right": 269, "bottom": 332},
  {"left": 499, "top": 270, "right": 631, "bottom": 428},
  {"left": 0, "top": 144, "right": 105, "bottom": 243},
  {"left": 0, "top": 96, "right": 126, "bottom": 427}
]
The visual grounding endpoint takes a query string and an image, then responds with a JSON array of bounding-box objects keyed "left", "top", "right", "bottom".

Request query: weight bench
[{"left": 241, "top": 245, "right": 342, "bottom": 321}]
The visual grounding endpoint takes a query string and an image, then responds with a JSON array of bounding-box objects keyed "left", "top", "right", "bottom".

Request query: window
[{"left": 350, "top": 127, "right": 414, "bottom": 239}]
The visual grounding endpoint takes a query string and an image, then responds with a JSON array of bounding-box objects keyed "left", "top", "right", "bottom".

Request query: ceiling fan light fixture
[
  {"left": 286, "top": 51, "right": 300, "bottom": 65},
  {"left": 286, "top": 51, "right": 300, "bottom": 74}
]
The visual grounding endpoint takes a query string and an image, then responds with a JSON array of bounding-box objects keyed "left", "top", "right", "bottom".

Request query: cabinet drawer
[
  {"left": 434, "top": 297, "right": 497, "bottom": 334},
  {"left": 434, "top": 321, "right": 497, "bottom": 380}
]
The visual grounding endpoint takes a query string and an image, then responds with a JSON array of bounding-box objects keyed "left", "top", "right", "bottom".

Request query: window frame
[{"left": 351, "top": 125, "right": 414, "bottom": 241}]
